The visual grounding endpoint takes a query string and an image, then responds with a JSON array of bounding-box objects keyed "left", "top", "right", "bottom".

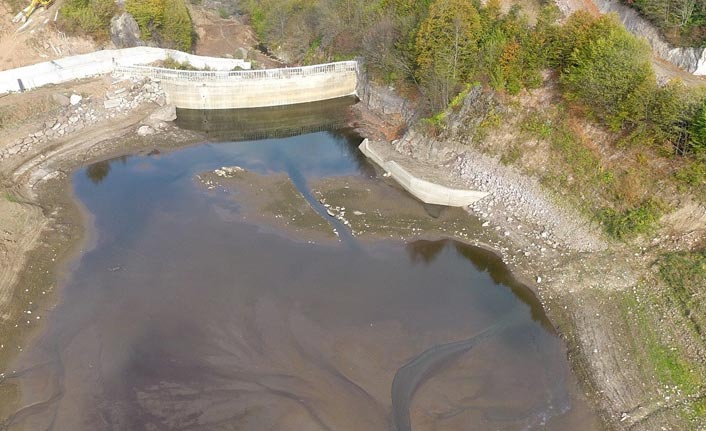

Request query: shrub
[
  {"left": 126, "top": 0, "right": 165, "bottom": 39},
  {"left": 59, "top": 0, "right": 117, "bottom": 40},
  {"left": 675, "top": 158, "right": 706, "bottom": 188},
  {"left": 162, "top": 0, "right": 193, "bottom": 51},
  {"left": 597, "top": 198, "right": 663, "bottom": 239},
  {"left": 126, "top": 0, "right": 193, "bottom": 51}
]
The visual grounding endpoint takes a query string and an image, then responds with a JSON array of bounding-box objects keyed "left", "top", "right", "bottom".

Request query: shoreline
[
  {"left": 352, "top": 87, "right": 706, "bottom": 430},
  {"left": 0, "top": 83, "right": 694, "bottom": 430},
  {"left": 0, "top": 80, "right": 211, "bottom": 418}
]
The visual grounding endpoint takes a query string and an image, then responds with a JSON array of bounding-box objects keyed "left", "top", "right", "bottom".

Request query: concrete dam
[
  {"left": 0, "top": 48, "right": 359, "bottom": 110},
  {"left": 114, "top": 61, "right": 360, "bottom": 110}
]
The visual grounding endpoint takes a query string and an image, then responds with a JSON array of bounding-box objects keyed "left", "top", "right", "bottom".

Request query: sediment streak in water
[{"left": 390, "top": 310, "right": 522, "bottom": 431}]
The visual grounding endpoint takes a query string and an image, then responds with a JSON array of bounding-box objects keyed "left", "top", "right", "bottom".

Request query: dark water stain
[{"left": 2, "top": 106, "right": 602, "bottom": 431}]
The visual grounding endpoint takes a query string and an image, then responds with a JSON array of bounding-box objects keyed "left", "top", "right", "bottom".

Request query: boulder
[
  {"left": 69, "top": 94, "right": 82, "bottom": 106},
  {"left": 52, "top": 93, "right": 70, "bottom": 107},
  {"left": 149, "top": 104, "right": 176, "bottom": 122},
  {"left": 104, "top": 98, "right": 122, "bottom": 110},
  {"left": 110, "top": 13, "right": 143, "bottom": 48},
  {"left": 137, "top": 125, "right": 155, "bottom": 137}
]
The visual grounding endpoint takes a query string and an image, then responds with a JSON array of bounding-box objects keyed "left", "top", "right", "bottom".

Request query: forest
[{"left": 241, "top": 0, "right": 706, "bottom": 156}]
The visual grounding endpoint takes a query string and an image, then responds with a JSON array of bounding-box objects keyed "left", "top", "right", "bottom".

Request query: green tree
[
  {"left": 415, "top": 0, "right": 481, "bottom": 109},
  {"left": 688, "top": 99, "right": 706, "bottom": 155},
  {"left": 561, "top": 14, "right": 656, "bottom": 130}
]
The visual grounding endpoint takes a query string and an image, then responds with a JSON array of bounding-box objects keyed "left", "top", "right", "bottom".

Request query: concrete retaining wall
[
  {"left": 114, "top": 61, "right": 359, "bottom": 109},
  {"left": 359, "top": 139, "right": 488, "bottom": 207},
  {"left": 0, "top": 47, "right": 251, "bottom": 94}
]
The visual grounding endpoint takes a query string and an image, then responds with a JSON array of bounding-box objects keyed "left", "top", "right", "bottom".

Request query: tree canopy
[
  {"left": 414, "top": 0, "right": 481, "bottom": 109},
  {"left": 560, "top": 15, "right": 656, "bottom": 130}
]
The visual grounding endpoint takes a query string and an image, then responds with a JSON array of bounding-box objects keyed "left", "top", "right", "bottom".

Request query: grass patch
[
  {"left": 658, "top": 251, "right": 706, "bottom": 338},
  {"left": 500, "top": 144, "right": 522, "bottom": 165},
  {"left": 621, "top": 289, "right": 706, "bottom": 424},
  {"left": 473, "top": 107, "right": 502, "bottom": 142},
  {"left": 597, "top": 198, "right": 663, "bottom": 240},
  {"left": 520, "top": 113, "right": 553, "bottom": 139},
  {"left": 3, "top": 192, "right": 19, "bottom": 203}
]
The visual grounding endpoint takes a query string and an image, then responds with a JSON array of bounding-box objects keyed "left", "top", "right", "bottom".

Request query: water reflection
[
  {"left": 406, "top": 240, "right": 554, "bottom": 331},
  {"left": 84, "top": 156, "right": 129, "bottom": 185},
  {"left": 175, "top": 96, "right": 358, "bottom": 142}
]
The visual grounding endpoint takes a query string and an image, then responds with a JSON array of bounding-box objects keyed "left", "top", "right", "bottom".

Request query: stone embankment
[
  {"left": 390, "top": 130, "right": 606, "bottom": 255},
  {"left": 0, "top": 77, "right": 168, "bottom": 162}
]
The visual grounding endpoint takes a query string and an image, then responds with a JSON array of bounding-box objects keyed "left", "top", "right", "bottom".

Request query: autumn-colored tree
[{"left": 415, "top": 0, "right": 481, "bottom": 109}]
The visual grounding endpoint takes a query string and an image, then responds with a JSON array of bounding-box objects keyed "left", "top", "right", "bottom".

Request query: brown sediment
[{"left": 196, "top": 168, "right": 337, "bottom": 243}]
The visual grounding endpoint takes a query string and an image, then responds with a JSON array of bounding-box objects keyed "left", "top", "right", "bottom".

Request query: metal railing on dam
[
  {"left": 113, "top": 61, "right": 361, "bottom": 110},
  {"left": 114, "top": 61, "right": 358, "bottom": 82}
]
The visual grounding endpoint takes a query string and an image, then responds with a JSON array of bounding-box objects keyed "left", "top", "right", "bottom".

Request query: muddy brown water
[{"left": 2, "top": 101, "right": 602, "bottom": 430}]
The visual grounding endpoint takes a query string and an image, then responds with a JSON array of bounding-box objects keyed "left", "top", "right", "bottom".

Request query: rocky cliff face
[{"left": 110, "top": 13, "right": 144, "bottom": 49}]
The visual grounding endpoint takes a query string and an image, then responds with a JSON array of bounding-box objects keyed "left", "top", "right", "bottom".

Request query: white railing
[{"left": 113, "top": 61, "right": 359, "bottom": 82}]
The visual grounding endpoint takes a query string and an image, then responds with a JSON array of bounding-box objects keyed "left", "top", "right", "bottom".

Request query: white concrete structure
[
  {"left": 0, "top": 47, "right": 250, "bottom": 94},
  {"left": 114, "top": 61, "right": 359, "bottom": 109},
  {"left": 359, "top": 139, "right": 488, "bottom": 207}
]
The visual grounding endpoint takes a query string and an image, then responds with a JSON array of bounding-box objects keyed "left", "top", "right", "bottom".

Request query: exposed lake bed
[{"left": 1, "top": 115, "right": 602, "bottom": 430}]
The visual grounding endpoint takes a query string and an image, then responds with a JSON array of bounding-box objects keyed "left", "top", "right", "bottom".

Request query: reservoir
[{"left": 3, "top": 100, "right": 602, "bottom": 430}]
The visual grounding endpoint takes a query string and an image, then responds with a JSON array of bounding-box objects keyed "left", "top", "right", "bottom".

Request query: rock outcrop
[{"left": 110, "top": 13, "right": 144, "bottom": 48}]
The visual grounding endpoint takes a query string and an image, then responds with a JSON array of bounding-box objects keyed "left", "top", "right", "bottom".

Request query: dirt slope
[{"left": 0, "top": 0, "right": 97, "bottom": 71}]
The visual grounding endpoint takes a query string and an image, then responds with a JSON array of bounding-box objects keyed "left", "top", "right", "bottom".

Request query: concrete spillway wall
[
  {"left": 0, "top": 47, "right": 251, "bottom": 94},
  {"left": 359, "top": 139, "right": 488, "bottom": 207},
  {"left": 114, "top": 61, "right": 359, "bottom": 109}
]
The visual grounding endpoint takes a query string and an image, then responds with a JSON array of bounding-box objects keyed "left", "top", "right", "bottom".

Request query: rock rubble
[{"left": 0, "top": 77, "right": 169, "bottom": 161}]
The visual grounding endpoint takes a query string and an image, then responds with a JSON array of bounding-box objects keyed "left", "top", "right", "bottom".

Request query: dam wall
[
  {"left": 0, "top": 47, "right": 251, "bottom": 94},
  {"left": 114, "top": 61, "right": 360, "bottom": 109}
]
